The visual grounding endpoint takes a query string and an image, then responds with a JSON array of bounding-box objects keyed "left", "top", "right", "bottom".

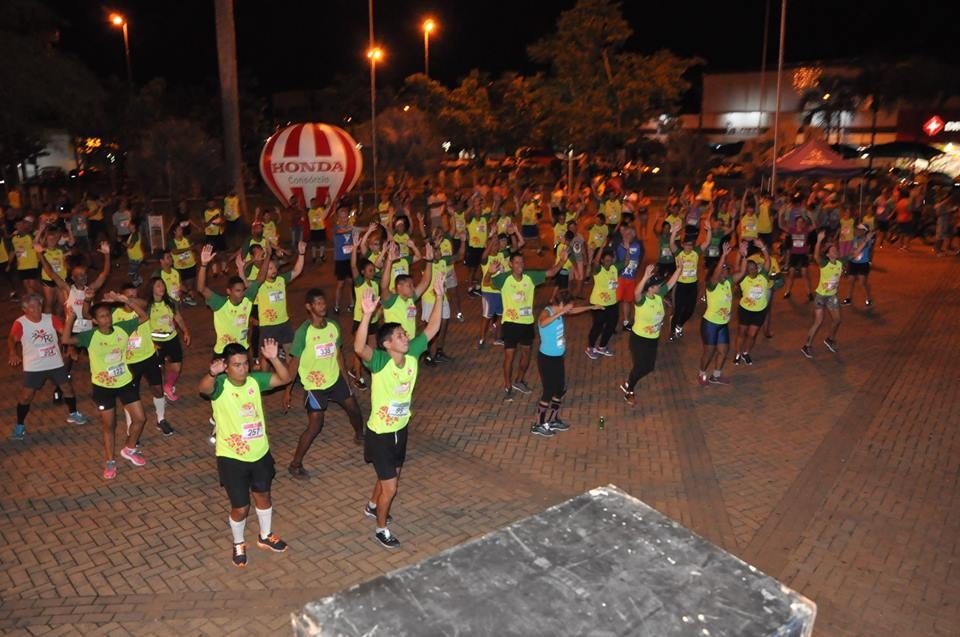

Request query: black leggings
[
  {"left": 537, "top": 352, "right": 566, "bottom": 402},
  {"left": 626, "top": 333, "right": 658, "bottom": 391},
  {"left": 588, "top": 305, "right": 618, "bottom": 349},
  {"left": 671, "top": 281, "right": 698, "bottom": 331}
]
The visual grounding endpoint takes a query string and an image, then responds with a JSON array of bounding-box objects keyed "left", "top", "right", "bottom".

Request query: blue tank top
[
  {"left": 538, "top": 308, "right": 566, "bottom": 356},
  {"left": 850, "top": 237, "right": 874, "bottom": 264},
  {"left": 333, "top": 226, "right": 353, "bottom": 261}
]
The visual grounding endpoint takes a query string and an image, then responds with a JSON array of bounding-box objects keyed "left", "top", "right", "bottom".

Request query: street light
[
  {"left": 108, "top": 12, "right": 133, "bottom": 86},
  {"left": 422, "top": 18, "right": 436, "bottom": 77},
  {"left": 367, "top": 46, "right": 383, "bottom": 198}
]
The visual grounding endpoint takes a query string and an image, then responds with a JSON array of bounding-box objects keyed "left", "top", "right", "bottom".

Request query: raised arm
[
  {"left": 665, "top": 255, "right": 683, "bottom": 291},
  {"left": 262, "top": 338, "right": 292, "bottom": 388},
  {"left": 197, "top": 245, "right": 216, "bottom": 300},
  {"left": 813, "top": 230, "right": 825, "bottom": 262},
  {"left": 413, "top": 248, "right": 434, "bottom": 298},
  {"left": 60, "top": 307, "right": 79, "bottom": 345},
  {"left": 421, "top": 273, "right": 445, "bottom": 341},
  {"left": 380, "top": 241, "right": 398, "bottom": 299},
  {"left": 545, "top": 246, "right": 568, "bottom": 278},
  {"left": 699, "top": 219, "right": 713, "bottom": 252},
  {"left": 89, "top": 242, "right": 112, "bottom": 291},
  {"left": 290, "top": 241, "right": 307, "bottom": 280},
  {"left": 34, "top": 244, "right": 70, "bottom": 292},
  {"left": 634, "top": 264, "right": 656, "bottom": 303},
  {"left": 198, "top": 357, "right": 225, "bottom": 398},
  {"left": 353, "top": 287, "right": 378, "bottom": 362},
  {"left": 106, "top": 292, "right": 149, "bottom": 323}
]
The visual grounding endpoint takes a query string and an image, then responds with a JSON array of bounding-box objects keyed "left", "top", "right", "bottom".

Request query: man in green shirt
[
  {"left": 487, "top": 250, "right": 565, "bottom": 402},
  {"left": 283, "top": 288, "right": 365, "bottom": 479},
  {"left": 198, "top": 338, "right": 291, "bottom": 568},
  {"left": 197, "top": 243, "right": 267, "bottom": 355},
  {"left": 353, "top": 273, "right": 444, "bottom": 548}
]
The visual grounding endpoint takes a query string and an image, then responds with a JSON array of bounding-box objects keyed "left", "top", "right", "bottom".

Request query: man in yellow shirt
[{"left": 198, "top": 338, "right": 292, "bottom": 567}]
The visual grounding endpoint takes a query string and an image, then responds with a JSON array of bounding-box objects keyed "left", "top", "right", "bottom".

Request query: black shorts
[
  {"left": 353, "top": 319, "right": 380, "bottom": 333},
  {"left": 155, "top": 337, "right": 184, "bottom": 363},
  {"left": 364, "top": 427, "right": 408, "bottom": 480},
  {"left": 788, "top": 253, "right": 810, "bottom": 269},
  {"left": 22, "top": 366, "right": 69, "bottom": 390},
  {"left": 92, "top": 382, "right": 140, "bottom": 411},
  {"left": 501, "top": 321, "right": 535, "bottom": 349},
  {"left": 129, "top": 354, "right": 163, "bottom": 389},
  {"left": 451, "top": 238, "right": 462, "bottom": 254},
  {"left": 554, "top": 272, "right": 569, "bottom": 290},
  {"left": 260, "top": 321, "right": 294, "bottom": 345},
  {"left": 217, "top": 452, "right": 276, "bottom": 508},
  {"left": 465, "top": 246, "right": 484, "bottom": 268},
  {"left": 88, "top": 220, "right": 106, "bottom": 240},
  {"left": 758, "top": 232, "right": 773, "bottom": 248},
  {"left": 225, "top": 219, "right": 241, "bottom": 238},
  {"left": 899, "top": 221, "right": 915, "bottom": 236},
  {"left": 309, "top": 228, "right": 327, "bottom": 243},
  {"left": 334, "top": 259, "right": 352, "bottom": 281},
  {"left": 18, "top": 267, "right": 39, "bottom": 280},
  {"left": 304, "top": 375, "right": 352, "bottom": 412},
  {"left": 205, "top": 235, "right": 227, "bottom": 251},
  {"left": 175, "top": 265, "right": 197, "bottom": 282},
  {"left": 537, "top": 352, "right": 566, "bottom": 401},
  {"left": 41, "top": 279, "right": 57, "bottom": 288},
  {"left": 848, "top": 261, "right": 870, "bottom": 276},
  {"left": 737, "top": 306, "right": 767, "bottom": 327}
]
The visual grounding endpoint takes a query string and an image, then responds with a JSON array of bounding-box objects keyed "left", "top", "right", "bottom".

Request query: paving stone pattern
[{"left": 0, "top": 243, "right": 957, "bottom": 636}]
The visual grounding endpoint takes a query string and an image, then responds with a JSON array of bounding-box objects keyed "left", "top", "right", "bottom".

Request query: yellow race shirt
[
  {"left": 632, "top": 289, "right": 667, "bottom": 339},
  {"left": 75, "top": 319, "right": 140, "bottom": 387},
  {"left": 590, "top": 264, "right": 619, "bottom": 307},
  {"left": 291, "top": 320, "right": 342, "bottom": 390},
  {"left": 704, "top": 278, "right": 733, "bottom": 325},
  {"left": 676, "top": 248, "right": 701, "bottom": 284},
  {"left": 210, "top": 372, "right": 273, "bottom": 461},
  {"left": 255, "top": 274, "right": 291, "bottom": 326},
  {"left": 816, "top": 259, "right": 843, "bottom": 296},
  {"left": 739, "top": 272, "right": 770, "bottom": 312}
]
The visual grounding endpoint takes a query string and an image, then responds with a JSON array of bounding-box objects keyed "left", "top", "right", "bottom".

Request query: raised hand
[
  {"left": 261, "top": 338, "right": 279, "bottom": 360},
  {"left": 433, "top": 271, "right": 444, "bottom": 296},
  {"left": 200, "top": 245, "right": 216, "bottom": 265},
  {"left": 209, "top": 358, "right": 227, "bottom": 376},
  {"left": 297, "top": 240, "right": 307, "bottom": 254},
  {"left": 360, "top": 287, "right": 378, "bottom": 316},
  {"left": 644, "top": 264, "right": 656, "bottom": 277},
  {"left": 33, "top": 242, "right": 44, "bottom": 254},
  {"left": 98, "top": 241, "right": 111, "bottom": 255}
]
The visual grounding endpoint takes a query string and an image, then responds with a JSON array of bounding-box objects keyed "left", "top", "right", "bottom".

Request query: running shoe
[
  {"left": 742, "top": 353, "right": 754, "bottom": 365},
  {"left": 157, "top": 419, "right": 174, "bottom": 437},
  {"left": 800, "top": 345, "right": 814, "bottom": 359},
  {"left": 585, "top": 347, "right": 599, "bottom": 360},
  {"left": 468, "top": 288, "right": 482, "bottom": 298},
  {"left": 493, "top": 338, "right": 504, "bottom": 346},
  {"left": 547, "top": 419, "right": 570, "bottom": 432},
  {"left": 530, "top": 423, "right": 555, "bottom": 437},
  {"left": 619, "top": 383, "right": 636, "bottom": 406},
  {"left": 11, "top": 424, "right": 25, "bottom": 440},
  {"left": 232, "top": 542, "right": 247, "bottom": 567},
  {"left": 375, "top": 529, "right": 400, "bottom": 548},
  {"left": 783, "top": 291, "right": 791, "bottom": 299},
  {"left": 733, "top": 353, "right": 743, "bottom": 366},
  {"left": 333, "top": 306, "right": 340, "bottom": 315},
  {"left": 434, "top": 351, "right": 454, "bottom": 363},
  {"left": 363, "top": 503, "right": 392, "bottom": 522},
  {"left": 698, "top": 373, "right": 709, "bottom": 386},
  {"left": 477, "top": 339, "right": 486, "bottom": 349},
  {"left": 423, "top": 354, "right": 437, "bottom": 367},
  {"left": 708, "top": 375, "right": 732, "bottom": 385},
  {"left": 182, "top": 297, "right": 197, "bottom": 307},
  {"left": 865, "top": 298, "right": 873, "bottom": 306},
  {"left": 103, "top": 460, "right": 117, "bottom": 480},
  {"left": 347, "top": 304, "right": 354, "bottom": 313},
  {"left": 456, "top": 311, "right": 465, "bottom": 323},
  {"left": 823, "top": 337, "right": 838, "bottom": 353},
  {"left": 502, "top": 387, "right": 514, "bottom": 402},
  {"left": 288, "top": 464, "right": 309, "bottom": 479},
  {"left": 163, "top": 384, "right": 179, "bottom": 402},
  {"left": 120, "top": 446, "right": 146, "bottom": 467},
  {"left": 841, "top": 297, "right": 852, "bottom": 305},
  {"left": 596, "top": 347, "right": 614, "bottom": 357},
  {"left": 66, "top": 412, "right": 89, "bottom": 425},
  {"left": 257, "top": 534, "right": 288, "bottom": 552},
  {"left": 209, "top": 418, "right": 217, "bottom": 445},
  {"left": 512, "top": 380, "right": 532, "bottom": 394}
]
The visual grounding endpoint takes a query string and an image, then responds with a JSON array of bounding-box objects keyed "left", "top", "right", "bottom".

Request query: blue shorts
[
  {"left": 700, "top": 319, "right": 730, "bottom": 346},
  {"left": 482, "top": 291, "right": 503, "bottom": 319}
]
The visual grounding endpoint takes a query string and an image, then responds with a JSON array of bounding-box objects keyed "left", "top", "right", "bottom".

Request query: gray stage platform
[{"left": 293, "top": 485, "right": 815, "bottom": 636}]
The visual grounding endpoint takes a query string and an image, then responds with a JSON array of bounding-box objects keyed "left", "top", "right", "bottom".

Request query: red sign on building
[{"left": 923, "top": 116, "right": 945, "bottom": 137}]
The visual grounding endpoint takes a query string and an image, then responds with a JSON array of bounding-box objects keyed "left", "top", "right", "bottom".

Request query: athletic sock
[
  {"left": 255, "top": 507, "right": 272, "bottom": 538},
  {"left": 16, "top": 403, "right": 29, "bottom": 424},
  {"left": 153, "top": 396, "right": 166, "bottom": 422},
  {"left": 65, "top": 396, "right": 78, "bottom": 413},
  {"left": 376, "top": 526, "right": 389, "bottom": 536},
  {"left": 124, "top": 409, "right": 132, "bottom": 428},
  {"left": 547, "top": 399, "right": 561, "bottom": 423},
  {"left": 229, "top": 517, "right": 246, "bottom": 544},
  {"left": 368, "top": 501, "right": 377, "bottom": 510},
  {"left": 712, "top": 369, "right": 722, "bottom": 378}
]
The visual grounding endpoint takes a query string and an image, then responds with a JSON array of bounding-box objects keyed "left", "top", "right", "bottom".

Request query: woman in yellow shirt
[{"left": 801, "top": 231, "right": 843, "bottom": 359}]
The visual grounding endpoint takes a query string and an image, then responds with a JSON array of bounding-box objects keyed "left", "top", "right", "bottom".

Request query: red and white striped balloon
[{"left": 259, "top": 123, "right": 363, "bottom": 207}]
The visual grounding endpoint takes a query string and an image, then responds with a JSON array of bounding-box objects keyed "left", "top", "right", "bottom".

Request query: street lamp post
[
  {"left": 109, "top": 13, "right": 133, "bottom": 86},
  {"left": 422, "top": 19, "right": 436, "bottom": 78},
  {"left": 769, "top": 0, "right": 787, "bottom": 197},
  {"left": 367, "top": 47, "right": 382, "bottom": 199}
]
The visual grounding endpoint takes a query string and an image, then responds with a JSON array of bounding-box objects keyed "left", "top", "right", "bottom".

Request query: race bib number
[
  {"left": 127, "top": 336, "right": 142, "bottom": 350},
  {"left": 518, "top": 307, "right": 533, "bottom": 317},
  {"left": 660, "top": 247, "right": 672, "bottom": 258},
  {"left": 235, "top": 316, "right": 247, "bottom": 326},
  {"left": 825, "top": 278, "right": 839, "bottom": 291},
  {"left": 268, "top": 290, "right": 284, "bottom": 303},
  {"left": 387, "top": 401, "right": 410, "bottom": 418},
  {"left": 406, "top": 305, "right": 417, "bottom": 319},
  {"left": 708, "top": 245, "right": 720, "bottom": 257},
  {"left": 107, "top": 364, "right": 125, "bottom": 378},
  {"left": 341, "top": 244, "right": 353, "bottom": 254},
  {"left": 314, "top": 342, "right": 335, "bottom": 358},
  {"left": 242, "top": 421, "right": 264, "bottom": 440},
  {"left": 39, "top": 344, "right": 58, "bottom": 358},
  {"left": 749, "top": 285, "right": 764, "bottom": 300},
  {"left": 105, "top": 350, "right": 123, "bottom": 365},
  {"left": 682, "top": 265, "right": 697, "bottom": 278},
  {"left": 792, "top": 235, "right": 805, "bottom": 248},
  {"left": 175, "top": 252, "right": 189, "bottom": 263},
  {"left": 608, "top": 279, "right": 618, "bottom": 290},
  {"left": 239, "top": 329, "right": 248, "bottom": 341}
]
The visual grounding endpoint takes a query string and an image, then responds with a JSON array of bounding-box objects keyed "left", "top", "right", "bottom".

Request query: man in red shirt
[{"left": 894, "top": 191, "right": 915, "bottom": 251}]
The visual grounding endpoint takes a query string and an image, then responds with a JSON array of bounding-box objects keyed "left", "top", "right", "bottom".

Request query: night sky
[{"left": 51, "top": 0, "right": 960, "bottom": 98}]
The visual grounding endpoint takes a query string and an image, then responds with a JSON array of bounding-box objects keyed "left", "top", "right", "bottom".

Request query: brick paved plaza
[{"left": 0, "top": 245, "right": 957, "bottom": 636}]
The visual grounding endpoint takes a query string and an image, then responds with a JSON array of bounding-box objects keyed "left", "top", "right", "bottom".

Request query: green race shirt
[
  {"left": 112, "top": 308, "right": 155, "bottom": 364},
  {"left": 382, "top": 293, "right": 418, "bottom": 339},
  {"left": 255, "top": 272, "right": 292, "bottom": 326},
  {"left": 291, "top": 320, "right": 342, "bottom": 390},
  {"left": 364, "top": 333, "right": 428, "bottom": 434},
  {"left": 149, "top": 301, "right": 178, "bottom": 341},
  {"left": 209, "top": 372, "right": 272, "bottom": 461},
  {"left": 492, "top": 271, "right": 547, "bottom": 325},
  {"left": 207, "top": 284, "right": 260, "bottom": 353},
  {"left": 76, "top": 318, "right": 140, "bottom": 387}
]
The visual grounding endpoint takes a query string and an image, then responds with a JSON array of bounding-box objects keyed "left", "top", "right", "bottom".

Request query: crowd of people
[{"left": 4, "top": 173, "right": 958, "bottom": 565}]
